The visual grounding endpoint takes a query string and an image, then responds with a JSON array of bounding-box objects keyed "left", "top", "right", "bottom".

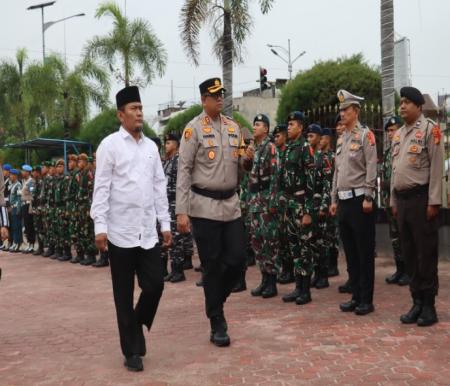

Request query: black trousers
[
  {"left": 191, "top": 217, "right": 246, "bottom": 319},
  {"left": 396, "top": 191, "right": 439, "bottom": 296},
  {"left": 338, "top": 196, "right": 375, "bottom": 304},
  {"left": 21, "top": 204, "right": 35, "bottom": 244},
  {"left": 108, "top": 241, "right": 164, "bottom": 357}
]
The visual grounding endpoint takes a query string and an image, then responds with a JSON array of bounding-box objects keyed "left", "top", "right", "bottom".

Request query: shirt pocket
[
  {"left": 407, "top": 144, "right": 424, "bottom": 169},
  {"left": 201, "top": 137, "right": 219, "bottom": 162}
]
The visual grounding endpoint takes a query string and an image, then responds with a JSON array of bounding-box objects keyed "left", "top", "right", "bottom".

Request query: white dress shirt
[{"left": 90, "top": 126, "right": 171, "bottom": 249}]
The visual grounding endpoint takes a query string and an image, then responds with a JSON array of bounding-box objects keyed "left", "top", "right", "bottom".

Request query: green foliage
[
  {"left": 78, "top": 108, "right": 155, "bottom": 149},
  {"left": 163, "top": 104, "right": 252, "bottom": 135},
  {"left": 276, "top": 54, "right": 381, "bottom": 123}
]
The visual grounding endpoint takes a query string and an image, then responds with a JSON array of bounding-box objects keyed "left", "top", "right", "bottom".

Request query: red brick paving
[{"left": 0, "top": 252, "right": 449, "bottom": 386}]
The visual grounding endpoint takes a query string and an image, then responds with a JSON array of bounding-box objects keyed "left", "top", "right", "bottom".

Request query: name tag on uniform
[{"left": 338, "top": 191, "right": 354, "bottom": 200}]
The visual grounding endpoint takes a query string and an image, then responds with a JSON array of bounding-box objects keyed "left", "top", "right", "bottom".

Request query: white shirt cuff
[
  {"left": 95, "top": 222, "right": 107, "bottom": 235},
  {"left": 160, "top": 221, "right": 171, "bottom": 233}
]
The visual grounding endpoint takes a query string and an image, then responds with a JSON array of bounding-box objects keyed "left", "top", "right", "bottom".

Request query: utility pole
[{"left": 267, "top": 39, "right": 305, "bottom": 80}]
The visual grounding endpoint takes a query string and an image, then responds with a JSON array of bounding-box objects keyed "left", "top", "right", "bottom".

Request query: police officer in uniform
[
  {"left": 330, "top": 90, "right": 377, "bottom": 316},
  {"left": 391, "top": 87, "right": 443, "bottom": 327},
  {"left": 382, "top": 116, "right": 409, "bottom": 286},
  {"left": 176, "top": 78, "right": 246, "bottom": 347}
]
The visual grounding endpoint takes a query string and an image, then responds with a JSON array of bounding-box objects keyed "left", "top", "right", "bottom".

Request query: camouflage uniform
[
  {"left": 381, "top": 145, "right": 402, "bottom": 261},
  {"left": 247, "top": 136, "right": 279, "bottom": 274},
  {"left": 276, "top": 145, "right": 290, "bottom": 278},
  {"left": 76, "top": 169, "right": 96, "bottom": 258},
  {"left": 38, "top": 174, "right": 51, "bottom": 248},
  {"left": 45, "top": 175, "right": 57, "bottom": 250},
  {"left": 32, "top": 177, "right": 44, "bottom": 252},
  {"left": 55, "top": 173, "right": 71, "bottom": 252},
  {"left": 66, "top": 169, "right": 79, "bottom": 247},
  {"left": 239, "top": 171, "right": 254, "bottom": 264}
]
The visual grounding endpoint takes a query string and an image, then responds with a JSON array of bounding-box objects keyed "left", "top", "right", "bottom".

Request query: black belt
[
  {"left": 395, "top": 184, "right": 429, "bottom": 200},
  {"left": 191, "top": 186, "right": 236, "bottom": 200},
  {"left": 248, "top": 181, "right": 270, "bottom": 193}
]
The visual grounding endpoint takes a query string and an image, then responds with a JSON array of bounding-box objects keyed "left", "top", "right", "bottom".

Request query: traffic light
[{"left": 259, "top": 67, "right": 269, "bottom": 91}]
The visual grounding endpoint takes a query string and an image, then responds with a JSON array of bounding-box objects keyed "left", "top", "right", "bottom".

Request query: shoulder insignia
[
  {"left": 432, "top": 125, "right": 441, "bottom": 145},
  {"left": 393, "top": 134, "right": 400, "bottom": 142},
  {"left": 227, "top": 127, "right": 235, "bottom": 134},
  {"left": 367, "top": 130, "right": 376, "bottom": 146},
  {"left": 184, "top": 127, "right": 193, "bottom": 141}
]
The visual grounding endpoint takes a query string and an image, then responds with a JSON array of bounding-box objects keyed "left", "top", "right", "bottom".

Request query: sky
[{"left": 2, "top": 0, "right": 450, "bottom": 121}]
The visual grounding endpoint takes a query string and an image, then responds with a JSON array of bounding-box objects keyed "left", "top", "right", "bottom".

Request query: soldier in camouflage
[
  {"left": 42, "top": 162, "right": 57, "bottom": 257},
  {"left": 80, "top": 156, "right": 97, "bottom": 265},
  {"left": 161, "top": 133, "right": 186, "bottom": 283},
  {"left": 280, "top": 112, "right": 317, "bottom": 306},
  {"left": 52, "top": 159, "right": 67, "bottom": 259},
  {"left": 272, "top": 123, "right": 293, "bottom": 285},
  {"left": 31, "top": 165, "right": 44, "bottom": 256},
  {"left": 382, "top": 116, "right": 409, "bottom": 286},
  {"left": 244, "top": 114, "right": 279, "bottom": 298}
]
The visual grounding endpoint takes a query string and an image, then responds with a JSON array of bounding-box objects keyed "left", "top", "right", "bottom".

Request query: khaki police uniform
[
  {"left": 391, "top": 114, "right": 443, "bottom": 299},
  {"left": 176, "top": 110, "right": 246, "bottom": 320},
  {"left": 331, "top": 90, "right": 377, "bottom": 309}
]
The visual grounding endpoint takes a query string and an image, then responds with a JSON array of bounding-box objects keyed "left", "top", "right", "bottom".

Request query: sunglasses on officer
[{"left": 203, "top": 91, "right": 225, "bottom": 100}]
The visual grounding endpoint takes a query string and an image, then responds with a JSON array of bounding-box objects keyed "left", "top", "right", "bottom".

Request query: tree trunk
[
  {"left": 222, "top": 0, "right": 233, "bottom": 117},
  {"left": 380, "top": 0, "right": 395, "bottom": 145}
]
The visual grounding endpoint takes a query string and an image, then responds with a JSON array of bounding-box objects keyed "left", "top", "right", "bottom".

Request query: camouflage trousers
[
  {"left": 160, "top": 204, "right": 187, "bottom": 266},
  {"left": 44, "top": 207, "right": 58, "bottom": 248},
  {"left": 33, "top": 210, "right": 44, "bottom": 245},
  {"left": 74, "top": 205, "right": 96, "bottom": 256},
  {"left": 317, "top": 213, "right": 337, "bottom": 269},
  {"left": 285, "top": 205, "right": 316, "bottom": 277},
  {"left": 277, "top": 207, "right": 290, "bottom": 270},
  {"left": 249, "top": 210, "right": 280, "bottom": 275},
  {"left": 55, "top": 207, "right": 71, "bottom": 250},
  {"left": 386, "top": 206, "right": 402, "bottom": 262}
]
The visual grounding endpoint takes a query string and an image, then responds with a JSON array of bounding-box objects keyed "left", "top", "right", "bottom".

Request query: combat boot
[
  {"left": 33, "top": 240, "right": 43, "bottom": 256},
  {"left": 417, "top": 294, "right": 438, "bottom": 327},
  {"left": 400, "top": 293, "right": 423, "bottom": 324},
  {"left": 327, "top": 248, "right": 339, "bottom": 277},
  {"left": 170, "top": 263, "right": 186, "bottom": 283},
  {"left": 282, "top": 276, "right": 302, "bottom": 303},
  {"left": 50, "top": 248, "right": 62, "bottom": 260},
  {"left": 338, "top": 278, "right": 352, "bottom": 294},
  {"left": 92, "top": 251, "right": 109, "bottom": 267},
  {"left": 310, "top": 266, "right": 320, "bottom": 288},
  {"left": 397, "top": 272, "right": 410, "bottom": 286},
  {"left": 43, "top": 246, "right": 55, "bottom": 258},
  {"left": 183, "top": 255, "right": 193, "bottom": 270},
  {"left": 251, "top": 272, "right": 268, "bottom": 296},
  {"left": 58, "top": 247, "right": 73, "bottom": 262},
  {"left": 70, "top": 252, "right": 84, "bottom": 264},
  {"left": 315, "top": 266, "right": 330, "bottom": 289},
  {"left": 231, "top": 270, "right": 247, "bottom": 293},
  {"left": 385, "top": 260, "right": 403, "bottom": 284},
  {"left": 278, "top": 261, "right": 295, "bottom": 284},
  {"left": 261, "top": 274, "right": 278, "bottom": 298},
  {"left": 80, "top": 253, "right": 96, "bottom": 266},
  {"left": 210, "top": 315, "right": 230, "bottom": 347},
  {"left": 296, "top": 275, "right": 312, "bottom": 305}
]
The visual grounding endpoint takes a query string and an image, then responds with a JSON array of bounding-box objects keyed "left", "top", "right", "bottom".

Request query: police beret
[
  {"left": 335, "top": 113, "right": 341, "bottom": 126},
  {"left": 3, "top": 163, "right": 11, "bottom": 171},
  {"left": 164, "top": 133, "right": 180, "bottom": 143},
  {"left": 321, "top": 128, "right": 332, "bottom": 136},
  {"left": 384, "top": 116, "right": 401, "bottom": 130},
  {"left": 22, "top": 164, "right": 32, "bottom": 172},
  {"left": 116, "top": 86, "right": 141, "bottom": 109},
  {"left": 253, "top": 114, "right": 270, "bottom": 129},
  {"left": 78, "top": 153, "right": 88, "bottom": 162},
  {"left": 287, "top": 111, "right": 305, "bottom": 123},
  {"left": 9, "top": 168, "right": 19, "bottom": 175},
  {"left": 306, "top": 123, "right": 322, "bottom": 135},
  {"left": 199, "top": 78, "right": 226, "bottom": 95},
  {"left": 56, "top": 159, "right": 65, "bottom": 167},
  {"left": 400, "top": 86, "right": 425, "bottom": 106},
  {"left": 272, "top": 124, "right": 287, "bottom": 136}
]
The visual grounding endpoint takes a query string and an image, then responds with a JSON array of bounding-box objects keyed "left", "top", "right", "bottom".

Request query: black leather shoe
[
  {"left": 210, "top": 316, "right": 230, "bottom": 347},
  {"left": 170, "top": 270, "right": 186, "bottom": 283},
  {"left": 400, "top": 303, "right": 422, "bottom": 324},
  {"left": 417, "top": 294, "right": 438, "bottom": 327},
  {"left": 397, "top": 273, "right": 410, "bottom": 286},
  {"left": 338, "top": 279, "right": 352, "bottom": 294},
  {"left": 282, "top": 276, "right": 302, "bottom": 303},
  {"left": 340, "top": 299, "right": 358, "bottom": 312},
  {"left": 124, "top": 354, "right": 143, "bottom": 372},
  {"left": 261, "top": 274, "right": 278, "bottom": 298},
  {"left": 354, "top": 303, "right": 374, "bottom": 315},
  {"left": 385, "top": 270, "right": 402, "bottom": 284},
  {"left": 251, "top": 273, "right": 268, "bottom": 297}
]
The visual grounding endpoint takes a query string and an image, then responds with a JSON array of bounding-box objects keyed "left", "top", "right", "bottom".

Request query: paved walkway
[{"left": 0, "top": 251, "right": 449, "bottom": 386}]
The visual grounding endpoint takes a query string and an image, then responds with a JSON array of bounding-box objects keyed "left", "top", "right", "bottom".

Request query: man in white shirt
[{"left": 91, "top": 86, "right": 171, "bottom": 372}]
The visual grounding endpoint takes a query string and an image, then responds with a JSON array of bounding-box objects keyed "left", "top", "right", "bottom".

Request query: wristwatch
[{"left": 364, "top": 195, "right": 373, "bottom": 202}]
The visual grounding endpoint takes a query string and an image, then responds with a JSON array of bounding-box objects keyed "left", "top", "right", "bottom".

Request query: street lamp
[
  {"left": 27, "top": 1, "right": 85, "bottom": 62},
  {"left": 267, "top": 39, "right": 306, "bottom": 80}
]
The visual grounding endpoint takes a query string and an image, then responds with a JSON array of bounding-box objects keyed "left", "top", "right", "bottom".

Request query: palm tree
[
  {"left": 180, "top": 0, "right": 275, "bottom": 116},
  {"left": 84, "top": 1, "right": 167, "bottom": 87}
]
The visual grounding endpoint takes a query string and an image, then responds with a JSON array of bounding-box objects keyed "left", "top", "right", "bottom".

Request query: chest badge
[{"left": 208, "top": 150, "right": 216, "bottom": 160}]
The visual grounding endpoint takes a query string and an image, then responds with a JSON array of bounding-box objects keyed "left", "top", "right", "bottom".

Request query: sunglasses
[{"left": 204, "top": 92, "right": 225, "bottom": 100}]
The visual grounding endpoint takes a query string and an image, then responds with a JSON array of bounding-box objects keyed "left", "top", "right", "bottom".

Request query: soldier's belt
[
  {"left": 248, "top": 181, "right": 270, "bottom": 193},
  {"left": 338, "top": 188, "right": 365, "bottom": 200},
  {"left": 285, "top": 187, "right": 305, "bottom": 196},
  {"left": 394, "top": 184, "right": 428, "bottom": 200},
  {"left": 191, "top": 185, "right": 236, "bottom": 200}
]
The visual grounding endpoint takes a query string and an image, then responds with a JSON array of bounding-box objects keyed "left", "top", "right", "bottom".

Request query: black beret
[
  {"left": 306, "top": 123, "right": 322, "bottom": 135},
  {"left": 33, "top": 166, "right": 42, "bottom": 172},
  {"left": 272, "top": 124, "right": 287, "bottom": 136},
  {"left": 384, "top": 116, "right": 401, "bottom": 131},
  {"left": 164, "top": 133, "right": 180, "bottom": 143},
  {"left": 287, "top": 111, "right": 305, "bottom": 123},
  {"left": 335, "top": 113, "right": 341, "bottom": 126},
  {"left": 253, "top": 114, "right": 270, "bottom": 129},
  {"left": 321, "top": 128, "right": 332, "bottom": 136},
  {"left": 199, "top": 78, "right": 226, "bottom": 95},
  {"left": 116, "top": 86, "right": 141, "bottom": 109},
  {"left": 400, "top": 86, "right": 425, "bottom": 106}
]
